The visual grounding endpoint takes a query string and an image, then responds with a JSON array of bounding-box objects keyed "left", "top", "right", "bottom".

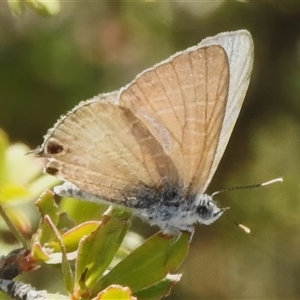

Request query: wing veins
[{"left": 154, "top": 65, "right": 183, "bottom": 145}]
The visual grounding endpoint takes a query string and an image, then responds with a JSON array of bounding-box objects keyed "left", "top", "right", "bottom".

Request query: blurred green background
[{"left": 1, "top": 1, "right": 300, "bottom": 299}]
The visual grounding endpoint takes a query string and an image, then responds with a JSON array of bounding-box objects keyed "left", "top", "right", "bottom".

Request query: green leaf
[
  {"left": 75, "top": 207, "right": 131, "bottom": 292},
  {"left": 31, "top": 241, "right": 51, "bottom": 262},
  {"left": 34, "top": 190, "right": 59, "bottom": 245},
  {"left": 36, "top": 190, "right": 59, "bottom": 225},
  {"left": 59, "top": 198, "right": 108, "bottom": 224},
  {"left": 56, "top": 212, "right": 75, "bottom": 232},
  {"left": 93, "top": 285, "right": 135, "bottom": 300},
  {"left": 44, "top": 215, "right": 74, "bottom": 293},
  {"left": 134, "top": 274, "right": 182, "bottom": 300},
  {"left": 49, "top": 221, "right": 102, "bottom": 252},
  {"left": 97, "top": 231, "right": 190, "bottom": 294}
]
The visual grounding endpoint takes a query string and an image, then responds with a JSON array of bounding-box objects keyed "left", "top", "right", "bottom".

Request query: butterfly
[{"left": 35, "top": 30, "right": 254, "bottom": 235}]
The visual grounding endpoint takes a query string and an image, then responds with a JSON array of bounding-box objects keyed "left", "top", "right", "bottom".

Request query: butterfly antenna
[{"left": 211, "top": 177, "right": 283, "bottom": 197}]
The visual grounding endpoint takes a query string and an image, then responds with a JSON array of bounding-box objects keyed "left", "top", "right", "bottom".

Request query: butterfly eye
[{"left": 196, "top": 205, "right": 212, "bottom": 220}]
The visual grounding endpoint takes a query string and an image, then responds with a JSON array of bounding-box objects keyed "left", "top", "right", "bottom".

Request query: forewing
[
  {"left": 196, "top": 30, "right": 254, "bottom": 192},
  {"left": 120, "top": 45, "right": 229, "bottom": 193},
  {"left": 37, "top": 93, "right": 178, "bottom": 202}
]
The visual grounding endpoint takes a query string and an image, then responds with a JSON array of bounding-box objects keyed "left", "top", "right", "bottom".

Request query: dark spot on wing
[
  {"left": 46, "top": 140, "right": 64, "bottom": 154},
  {"left": 46, "top": 167, "right": 59, "bottom": 176}
]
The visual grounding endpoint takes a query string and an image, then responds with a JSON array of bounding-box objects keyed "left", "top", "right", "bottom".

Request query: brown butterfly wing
[
  {"left": 38, "top": 93, "right": 178, "bottom": 202},
  {"left": 196, "top": 30, "right": 254, "bottom": 192},
  {"left": 39, "top": 30, "right": 253, "bottom": 202},
  {"left": 120, "top": 45, "right": 229, "bottom": 194}
]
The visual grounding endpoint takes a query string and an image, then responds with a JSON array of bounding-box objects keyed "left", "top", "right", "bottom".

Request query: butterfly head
[{"left": 194, "top": 194, "right": 229, "bottom": 225}]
